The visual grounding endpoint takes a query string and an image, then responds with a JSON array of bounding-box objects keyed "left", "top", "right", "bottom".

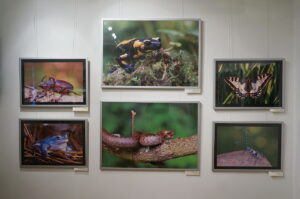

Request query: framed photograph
[
  {"left": 102, "top": 19, "right": 201, "bottom": 89},
  {"left": 215, "top": 59, "right": 283, "bottom": 109},
  {"left": 101, "top": 101, "right": 199, "bottom": 170},
  {"left": 20, "top": 58, "right": 88, "bottom": 107},
  {"left": 213, "top": 122, "right": 282, "bottom": 171},
  {"left": 20, "top": 119, "right": 88, "bottom": 167}
]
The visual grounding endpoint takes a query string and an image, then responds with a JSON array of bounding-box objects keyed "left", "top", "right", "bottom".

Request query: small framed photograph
[
  {"left": 20, "top": 58, "right": 88, "bottom": 107},
  {"left": 215, "top": 59, "right": 283, "bottom": 109},
  {"left": 20, "top": 119, "right": 88, "bottom": 167},
  {"left": 101, "top": 101, "right": 200, "bottom": 170},
  {"left": 213, "top": 122, "right": 282, "bottom": 171},
  {"left": 102, "top": 19, "right": 201, "bottom": 89}
]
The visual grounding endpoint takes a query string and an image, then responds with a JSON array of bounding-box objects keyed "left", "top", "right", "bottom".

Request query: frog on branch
[
  {"left": 113, "top": 37, "right": 161, "bottom": 73},
  {"left": 34, "top": 133, "right": 73, "bottom": 157}
]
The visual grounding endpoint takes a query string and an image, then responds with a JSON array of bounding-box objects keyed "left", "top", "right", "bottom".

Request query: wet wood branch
[
  {"left": 24, "top": 87, "right": 83, "bottom": 103},
  {"left": 102, "top": 134, "right": 198, "bottom": 163}
]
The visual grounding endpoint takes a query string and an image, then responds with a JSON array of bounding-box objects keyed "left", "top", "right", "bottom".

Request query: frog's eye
[{"left": 56, "top": 135, "right": 62, "bottom": 139}]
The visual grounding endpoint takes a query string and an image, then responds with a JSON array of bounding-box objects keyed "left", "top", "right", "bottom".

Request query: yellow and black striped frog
[{"left": 114, "top": 37, "right": 161, "bottom": 73}]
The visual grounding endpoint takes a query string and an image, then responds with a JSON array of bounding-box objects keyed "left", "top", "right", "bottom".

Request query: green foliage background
[
  {"left": 215, "top": 124, "right": 281, "bottom": 167},
  {"left": 102, "top": 20, "right": 199, "bottom": 87},
  {"left": 102, "top": 102, "right": 198, "bottom": 169},
  {"left": 215, "top": 61, "right": 282, "bottom": 107}
]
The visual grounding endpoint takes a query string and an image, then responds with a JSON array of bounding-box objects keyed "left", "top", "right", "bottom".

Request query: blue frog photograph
[{"left": 20, "top": 120, "right": 87, "bottom": 167}]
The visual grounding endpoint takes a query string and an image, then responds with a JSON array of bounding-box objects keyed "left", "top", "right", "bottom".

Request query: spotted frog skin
[
  {"left": 34, "top": 133, "right": 73, "bottom": 156},
  {"left": 114, "top": 37, "right": 161, "bottom": 73}
]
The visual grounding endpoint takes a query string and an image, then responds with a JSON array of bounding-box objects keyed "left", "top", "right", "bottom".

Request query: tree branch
[
  {"left": 24, "top": 87, "right": 83, "bottom": 103},
  {"left": 102, "top": 134, "right": 198, "bottom": 163}
]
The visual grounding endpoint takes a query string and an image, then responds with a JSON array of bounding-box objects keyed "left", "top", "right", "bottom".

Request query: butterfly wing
[
  {"left": 249, "top": 74, "right": 272, "bottom": 98},
  {"left": 224, "top": 76, "right": 249, "bottom": 99}
]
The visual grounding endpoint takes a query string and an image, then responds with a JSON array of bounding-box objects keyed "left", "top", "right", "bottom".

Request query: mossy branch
[{"left": 103, "top": 49, "right": 198, "bottom": 86}]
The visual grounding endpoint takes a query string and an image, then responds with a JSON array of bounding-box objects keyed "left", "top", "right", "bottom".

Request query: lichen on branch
[
  {"left": 103, "top": 49, "right": 198, "bottom": 87},
  {"left": 102, "top": 129, "right": 198, "bottom": 163},
  {"left": 24, "top": 87, "right": 83, "bottom": 103}
]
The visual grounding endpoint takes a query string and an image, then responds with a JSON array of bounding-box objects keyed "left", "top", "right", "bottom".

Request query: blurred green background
[
  {"left": 102, "top": 20, "right": 199, "bottom": 73},
  {"left": 102, "top": 102, "right": 198, "bottom": 169},
  {"left": 215, "top": 61, "right": 282, "bottom": 107},
  {"left": 215, "top": 124, "right": 281, "bottom": 167}
]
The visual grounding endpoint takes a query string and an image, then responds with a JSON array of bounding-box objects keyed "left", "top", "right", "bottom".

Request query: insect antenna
[
  {"left": 41, "top": 75, "right": 47, "bottom": 82},
  {"left": 70, "top": 90, "right": 80, "bottom": 95},
  {"left": 243, "top": 129, "right": 249, "bottom": 148}
]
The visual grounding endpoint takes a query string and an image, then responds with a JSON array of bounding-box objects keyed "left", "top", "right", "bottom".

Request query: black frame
[
  {"left": 213, "top": 122, "right": 282, "bottom": 171},
  {"left": 20, "top": 119, "right": 88, "bottom": 167},
  {"left": 214, "top": 59, "right": 283, "bottom": 109},
  {"left": 20, "top": 58, "right": 88, "bottom": 107}
]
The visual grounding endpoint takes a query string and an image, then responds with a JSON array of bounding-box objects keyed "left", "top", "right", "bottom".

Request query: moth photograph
[
  {"left": 213, "top": 123, "right": 282, "bottom": 170},
  {"left": 102, "top": 19, "right": 201, "bottom": 88},
  {"left": 101, "top": 102, "right": 199, "bottom": 170},
  {"left": 215, "top": 59, "right": 283, "bottom": 109},
  {"left": 20, "top": 120, "right": 87, "bottom": 167},
  {"left": 20, "top": 58, "right": 88, "bottom": 107}
]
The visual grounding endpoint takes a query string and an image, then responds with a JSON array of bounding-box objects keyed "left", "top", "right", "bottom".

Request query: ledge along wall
[{"left": 0, "top": 0, "right": 298, "bottom": 199}]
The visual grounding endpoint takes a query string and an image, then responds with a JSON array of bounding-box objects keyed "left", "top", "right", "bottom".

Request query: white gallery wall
[
  {"left": 293, "top": 0, "right": 300, "bottom": 198},
  {"left": 0, "top": 0, "right": 299, "bottom": 199}
]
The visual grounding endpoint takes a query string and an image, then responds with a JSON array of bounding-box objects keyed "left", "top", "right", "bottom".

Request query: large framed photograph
[
  {"left": 101, "top": 101, "right": 199, "bottom": 170},
  {"left": 102, "top": 19, "right": 201, "bottom": 89},
  {"left": 20, "top": 58, "right": 88, "bottom": 107},
  {"left": 20, "top": 119, "right": 88, "bottom": 167},
  {"left": 213, "top": 122, "right": 282, "bottom": 171},
  {"left": 215, "top": 59, "right": 283, "bottom": 109}
]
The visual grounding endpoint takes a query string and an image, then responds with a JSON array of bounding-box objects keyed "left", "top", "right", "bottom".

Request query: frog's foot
[
  {"left": 108, "top": 67, "right": 118, "bottom": 74},
  {"left": 40, "top": 148, "right": 49, "bottom": 157},
  {"left": 65, "top": 145, "right": 73, "bottom": 157},
  {"left": 124, "top": 65, "right": 135, "bottom": 73},
  {"left": 34, "top": 143, "right": 49, "bottom": 157}
]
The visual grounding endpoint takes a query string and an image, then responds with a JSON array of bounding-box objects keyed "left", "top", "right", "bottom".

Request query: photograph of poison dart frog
[
  {"left": 215, "top": 59, "right": 283, "bottom": 109},
  {"left": 102, "top": 19, "right": 201, "bottom": 88},
  {"left": 20, "top": 119, "right": 88, "bottom": 167},
  {"left": 101, "top": 101, "right": 199, "bottom": 170},
  {"left": 20, "top": 58, "right": 88, "bottom": 107},
  {"left": 213, "top": 123, "right": 282, "bottom": 170}
]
